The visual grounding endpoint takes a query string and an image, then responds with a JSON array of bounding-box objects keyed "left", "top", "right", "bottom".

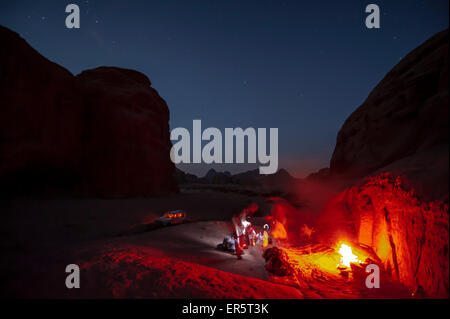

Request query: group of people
[
  {"left": 231, "top": 203, "right": 270, "bottom": 259},
  {"left": 217, "top": 203, "right": 273, "bottom": 259}
]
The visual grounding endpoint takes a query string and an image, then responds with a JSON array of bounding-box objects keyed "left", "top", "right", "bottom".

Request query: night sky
[{"left": 0, "top": 0, "right": 448, "bottom": 177}]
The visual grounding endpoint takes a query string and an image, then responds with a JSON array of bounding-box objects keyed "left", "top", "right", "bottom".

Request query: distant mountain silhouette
[
  {"left": 174, "top": 167, "right": 298, "bottom": 187},
  {"left": 202, "top": 169, "right": 232, "bottom": 184}
]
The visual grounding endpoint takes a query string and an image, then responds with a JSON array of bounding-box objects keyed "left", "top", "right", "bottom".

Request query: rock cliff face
[
  {"left": 76, "top": 67, "right": 175, "bottom": 196},
  {"left": 316, "top": 174, "right": 448, "bottom": 297},
  {"left": 0, "top": 26, "right": 176, "bottom": 197},
  {"left": 315, "top": 29, "right": 449, "bottom": 297},
  {"left": 330, "top": 29, "right": 448, "bottom": 179}
]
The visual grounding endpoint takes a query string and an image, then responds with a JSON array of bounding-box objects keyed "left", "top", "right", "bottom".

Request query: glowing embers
[
  {"left": 336, "top": 242, "right": 363, "bottom": 268},
  {"left": 281, "top": 245, "right": 343, "bottom": 275}
]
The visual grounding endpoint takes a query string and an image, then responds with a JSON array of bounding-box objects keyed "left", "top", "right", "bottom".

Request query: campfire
[
  {"left": 264, "top": 240, "right": 395, "bottom": 298},
  {"left": 336, "top": 242, "right": 363, "bottom": 268},
  {"left": 265, "top": 240, "right": 369, "bottom": 279}
]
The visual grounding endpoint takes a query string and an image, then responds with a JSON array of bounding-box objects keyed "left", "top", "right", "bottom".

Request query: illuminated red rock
[
  {"left": 0, "top": 26, "right": 176, "bottom": 196},
  {"left": 263, "top": 247, "right": 293, "bottom": 276},
  {"left": 314, "top": 29, "right": 449, "bottom": 297},
  {"left": 316, "top": 174, "right": 449, "bottom": 297}
]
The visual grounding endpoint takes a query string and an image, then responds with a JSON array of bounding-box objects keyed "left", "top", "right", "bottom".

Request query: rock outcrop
[
  {"left": 330, "top": 29, "right": 448, "bottom": 181},
  {"left": 0, "top": 26, "right": 176, "bottom": 197},
  {"left": 315, "top": 29, "right": 449, "bottom": 297},
  {"left": 75, "top": 67, "right": 175, "bottom": 196},
  {"left": 316, "top": 174, "right": 448, "bottom": 297},
  {"left": 263, "top": 247, "right": 293, "bottom": 276}
]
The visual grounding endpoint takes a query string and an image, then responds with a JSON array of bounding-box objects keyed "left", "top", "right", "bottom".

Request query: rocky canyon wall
[
  {"left": 316, "top": 29, "right": 449, "bottom": 297},
  {"left": 0, "top": 26, "right": 176, "bottom": 197}
]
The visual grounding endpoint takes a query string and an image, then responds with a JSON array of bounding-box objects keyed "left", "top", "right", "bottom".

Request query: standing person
[
  {"left": 232, "top": 203, "right": 258, "bottom": 259},
  {"left": 262, "top": 224, "right": 270, "bottom": 248},
  {"left": 247, "top": 222, "right": 257, "bottom": 246}
]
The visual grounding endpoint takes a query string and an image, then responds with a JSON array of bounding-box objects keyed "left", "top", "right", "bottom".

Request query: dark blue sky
[{"left": 1, "top": 0, "right": 448, "bottom": 177}]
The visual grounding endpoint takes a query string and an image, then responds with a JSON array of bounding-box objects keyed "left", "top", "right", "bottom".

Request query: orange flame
[
  {"left": 337, "top": 243, "right": 362, "bottom": 268},
  {"left": 271, "top": 221, "right": 287, "bottom": 239}
]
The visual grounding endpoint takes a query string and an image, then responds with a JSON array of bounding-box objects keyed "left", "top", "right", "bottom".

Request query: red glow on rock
[{"left": 314, "top": 173, "right": 449, "bottom": 297}]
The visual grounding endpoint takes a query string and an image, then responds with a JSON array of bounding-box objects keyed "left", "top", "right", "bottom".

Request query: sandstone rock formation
[
  {"left": 315, "top": 29, "right": 449, "bottom": 297},
  {"left": 316, "top": 174, "right": 448, "bottom": 297},
  {"left": 263, "top": 247, "right": 293, "bottom": 276},
  {"left": 0, "top": 26, "right": 176, "bottom": 197},
  {"left": 76, "top": 67, "right": 176, "bottom": 196},
  {"left": 330, "top": 29, "right": 448, "bottom": 181}
]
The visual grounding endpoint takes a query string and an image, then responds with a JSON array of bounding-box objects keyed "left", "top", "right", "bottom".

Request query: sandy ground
[
  {"left": 120, "top": 221, "right": 270, "bottom": 280},
  {"left": 0, "top": 188, "right": 410, "bottom": 298},
  {"left": 1, "top": 189, "right": 300, "bottom": 298},
  {"left": 1, "top": 189, "right": 270, "bottom": 249}
]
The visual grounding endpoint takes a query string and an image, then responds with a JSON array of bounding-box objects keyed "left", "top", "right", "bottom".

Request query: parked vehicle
[{"left": 155, "top": 210, "right": 187, "bottom": 226}]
